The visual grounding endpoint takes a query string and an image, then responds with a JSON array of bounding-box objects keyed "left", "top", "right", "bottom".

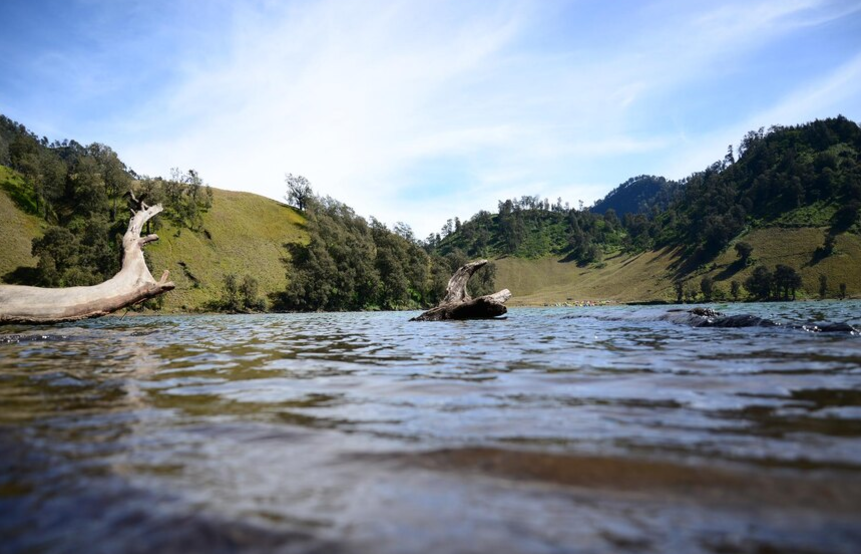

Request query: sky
[{"left": 1, "top": 0, "right": 860, "bottom": 237}]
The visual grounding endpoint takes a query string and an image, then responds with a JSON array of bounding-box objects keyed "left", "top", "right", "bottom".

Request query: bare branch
[
  {"left": 412, "top": 259, "right": 510, "bottom": 321},
  {"left": 0, "top": 205, "right": 175, "bottom": 324}
]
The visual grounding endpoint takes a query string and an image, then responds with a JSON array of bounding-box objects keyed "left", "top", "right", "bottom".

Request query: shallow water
[{"left": 2, "top": 303, "right": 861, "bottom": 553}]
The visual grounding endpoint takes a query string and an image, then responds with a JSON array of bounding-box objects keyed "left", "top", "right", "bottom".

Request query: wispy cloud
[
  {"left": 3, "top": 0, "right": 858, "bottom": 236},
  {"left": 664, "top": 51, "right": 861, "bottom": 179}
]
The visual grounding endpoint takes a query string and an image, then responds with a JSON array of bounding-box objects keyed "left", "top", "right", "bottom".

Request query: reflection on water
[{"left": 2, "top": 303, "right": 861, "bottom": 553}]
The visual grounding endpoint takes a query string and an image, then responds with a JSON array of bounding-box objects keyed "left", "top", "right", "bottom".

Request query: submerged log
[
  {"left": 411, "top": 259, "right": 511, "bottom": 321},
  {"left": 0, "top": 204, "right": 175, "bottom": 324}
]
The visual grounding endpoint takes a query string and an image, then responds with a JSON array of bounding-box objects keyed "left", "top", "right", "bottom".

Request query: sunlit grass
[
  {"left": 145, "top": 188, "right": 306, "bottom": 312},
  {"left": 497, "top": 227, "right": 861, "bottom": 304},
  {"left": 0, "top": 165, "right": 44, "bottom": 280}
]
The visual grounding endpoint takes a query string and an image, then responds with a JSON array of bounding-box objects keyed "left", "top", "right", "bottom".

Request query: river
[{"left": 2, "top": 303, "right": 861, "bottom": 553}]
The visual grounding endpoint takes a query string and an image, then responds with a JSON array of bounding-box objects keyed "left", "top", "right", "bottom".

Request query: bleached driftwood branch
[
  {"left": 0, "top": 204, "right": 175, "bottom": 324},
  {"left": 411, "top": 259, "right": 511, "bottom": 321}
]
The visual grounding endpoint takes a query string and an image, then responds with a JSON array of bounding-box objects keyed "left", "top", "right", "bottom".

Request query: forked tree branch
[
  {"left": 411, "top": 259, "right": 511, "bottom": 321},
  {"left": 0, "top": 204, "right": 175, "bottom": 324}
]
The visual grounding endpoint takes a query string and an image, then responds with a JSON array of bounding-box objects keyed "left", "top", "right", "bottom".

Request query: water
[{"left": 2, "top": 303, "right": 861, "bottom": 553}]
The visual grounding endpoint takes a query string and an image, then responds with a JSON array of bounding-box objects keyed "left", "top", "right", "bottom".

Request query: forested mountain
[
  {"left": 591, "top": 175, "right": 680, "bottom": 217},
  {"left": 433, "top": 116, "right": 861, "bottom": 267},
  {"left": 662, "top": 117, "right": 861, "bottom": 256},
  {"left": 430, "top": 196, "right": 626, "bottom": 263}
]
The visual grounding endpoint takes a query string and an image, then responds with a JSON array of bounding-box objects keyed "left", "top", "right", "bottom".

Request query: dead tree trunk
[
  {"left": 411, "top": 259, "right": 511, "bottom": 321},
  {"left": 0, "top": 204, "right": 175, "bottom": 324}
]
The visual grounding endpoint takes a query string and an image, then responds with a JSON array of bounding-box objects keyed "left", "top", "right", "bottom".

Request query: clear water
[{"left": 2, "top": 303, "right": 861, "bottom": 553}]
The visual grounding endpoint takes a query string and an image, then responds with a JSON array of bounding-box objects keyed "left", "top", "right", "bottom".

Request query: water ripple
[{"left": 2, "top": 302, "right": 861, "bottom": 553}]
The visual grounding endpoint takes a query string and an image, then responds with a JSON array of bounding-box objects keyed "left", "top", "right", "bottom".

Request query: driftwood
[
  {"left": 0, "top": 204, "right": 175, "bottom": 324},
  {"left": 412, "top": 259, "right": 511, "bottom": 321}
]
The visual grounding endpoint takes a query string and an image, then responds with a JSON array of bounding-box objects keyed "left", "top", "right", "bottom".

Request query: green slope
[
  {"left": 143, "top": 188, "right": 305, "bottom": 312},
  {"left": 495, "top": 228, "right": 861, "bottom": 305},
  {"left": 0, "top": 166, "right": 44, "bottom": 280},
  {"left": 1, "top": 168, "right": 306, "bottom": 312}
]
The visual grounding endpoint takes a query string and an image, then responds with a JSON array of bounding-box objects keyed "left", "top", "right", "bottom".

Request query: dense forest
[
  {"left": 591, "top": 175, "right": 680, "bottom": 217},
  {"left": 432, "top": 116, "right": 861, "bottom": 270},
  {"left": 274, "top": 179, "right": 496, "bottom": 311}
]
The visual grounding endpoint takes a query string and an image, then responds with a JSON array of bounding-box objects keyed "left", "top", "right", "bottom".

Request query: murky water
[{"left": 2, "top": 303, "right": 861, "bottom": 553}]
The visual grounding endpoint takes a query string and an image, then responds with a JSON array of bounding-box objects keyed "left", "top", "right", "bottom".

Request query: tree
[
  {"left": 220, "top": 273, "right": 241, "bottom": 311},
  {"left": 700, "top": 276, "right": 714, "bottom": 301},
  {"left": 31, "top": 227, "right": 79, "bottom": 287},
  {"left": 674, "top": 281, "right": 684, "bottom": 303},
  {"left": 684, "top": 286, "right": 697, "bottom": 303},
  {"left": 164, "top": 168, "right": 213, "bottom": 231},
  {"left": 832, "top": 200, "right": 860, "bottom": 233},
  {"left": 819, "top": 275, "right": 828, "bottom": 299},
  {"left": 744, "top": 266, "right": 773, "bottom": 300},
  {"left": 773, "top": 264, "right": 802, "bottom": 300},
  {"left": 216, "top": 274, "right": 266, "bottom": 312},
  {"left": 734, "top": 241, "right": 753, "bottom": 264},
  {"left": 70, "top": 155, "right": 108, "bottom": 216},
  {"left": 285, "top": 173, "right": 313, "bottom": 212},
  {"left": 393, "top": 222, "right": 415, "bottom": 242},
  {"left": 840, "top": 283, "right": 847, "bottom": 300},
  {"left": 89, "top": 143, "right": 131, "bottom": 220},
  {"left": 39, "top": 153, "right": 67, "bottom": 220},
  {"left": 730, "top": 280, "right": 741, "bottom": 301}
]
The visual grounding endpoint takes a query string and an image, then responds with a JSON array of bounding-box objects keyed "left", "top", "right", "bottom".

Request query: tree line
[{"left": 275, "top": 175, "right": 496, "bottom": 311}]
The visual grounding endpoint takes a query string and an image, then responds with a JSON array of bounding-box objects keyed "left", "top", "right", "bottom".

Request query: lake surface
[{"left": 2, "top": 303, "right": 861, "bottom": 553}]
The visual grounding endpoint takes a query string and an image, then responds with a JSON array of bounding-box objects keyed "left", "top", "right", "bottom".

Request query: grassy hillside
[
  {"left": 495, "top": 227, "right": 861, "bottom": 305},
  {"left": 0, "top": 168, "right": 306, "bottom": 311},
  {"left": 698, "top": 227, "right": 861, "bottom": 300},
  {"left": 0, "top": 165, "right": 44, "bottom": 279},
  {"left": 144, "top": 188, "right": 305, "bottom": 311},
  {"left": 496, "top": 248, "right": 682, "bottom": 305}
]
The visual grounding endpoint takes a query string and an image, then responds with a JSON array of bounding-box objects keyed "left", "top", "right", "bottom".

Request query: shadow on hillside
[
  {"left": 2, "top": 266, "right": 40, "bottom": 285},
  {"left": 714, "top": 259, "right": 745, "bottom": 281},
  {"left": 805, "top": 246, "right": 830, "bottom": 267},
  {"left": 0, "top": 181, "right": 40, "bottom": 216},
  {"left": 556, "top": 253, "right": 593, "bottom": 268},
  {"left": 557, "top": 250, "right": 577, "bottom": 264},
  {"left": 666, "top": 248, "right": 709, "bottom": 280}
]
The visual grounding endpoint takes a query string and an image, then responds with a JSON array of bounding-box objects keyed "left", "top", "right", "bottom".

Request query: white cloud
[{"left": 107, "top": 0, "right": 861, "bottom": 236}]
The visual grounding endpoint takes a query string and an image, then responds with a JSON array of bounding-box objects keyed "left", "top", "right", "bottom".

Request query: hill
[
  {"left": 2, "top": 112, "right": 464, "bottom": 314},
  {"left": 495, "top": 227, "right": 861, "bottom": 305},
  {"left": 1, "top": 162, "right": 305, "bottom": 312},
  {"left": 3, "top": 114, "right": 861, "bottom": 311},
  {"left": 590, "top": 175, "right": 680, "bottom": 217},
  {"left": 435, "top": 116, "right": 861, "bottom": 302},
  {"left": 142, "top": 188, "right": 305, "bottom": 311}
]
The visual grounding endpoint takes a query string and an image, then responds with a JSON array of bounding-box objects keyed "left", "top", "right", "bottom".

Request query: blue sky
[{"left": 1, "top": 0, "right": 860, "bottom": 236}]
